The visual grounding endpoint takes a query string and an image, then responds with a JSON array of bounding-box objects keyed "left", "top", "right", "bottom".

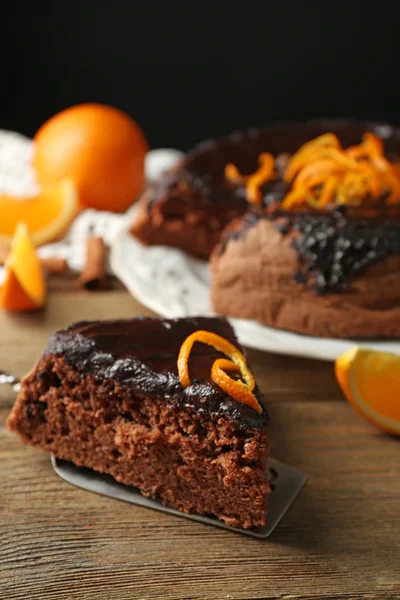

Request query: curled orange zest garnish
[
  {"left": 224, "top": 131, "right": 400, "bottom": 210},
  {"left": 177, "top": 330, "right": 262, "bottom": 414},
  {"left": 224, "top": 152, "right": 275, "bottom": 205},
  {"left": 285, "top": 146, "right": 356, "bottom": 183},
  {"left": 363, "top": 132, "right": 384, "bottom": 158},
  {"left": 319, "top": 176, "right": 337, "bottom": 207},
  {"left": 224, "top": 163, "right": 244, "bottom": 184},
  {"left": 211, "top": 359, "right": 262, "bottom": 413},
  {"left": 282, "top": 132, "right": 400, "bottom": 209}
]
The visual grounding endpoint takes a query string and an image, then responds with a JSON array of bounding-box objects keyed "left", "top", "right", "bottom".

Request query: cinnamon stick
[
  {"left": 79, "top": 236, "right": 109, "bottom": 290},
  {"left": 0, "top": 248, "right": 68, "bottom": 275},
  {"left": 39, "top": 257, "right": 68, "bottom": 275}
]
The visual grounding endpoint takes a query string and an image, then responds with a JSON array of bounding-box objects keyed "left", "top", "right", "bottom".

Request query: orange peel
[
  {"left": 211, "top": 358, "right": 262, "bottom": 413},
  {"left": 224, "top": 163, "right": 244, "bottom": 184},
  {"left": 224, "top": 152, "right": 275, "bottom": 205},
  {"left": 224, "top": 130, "right": 400, "bottom": 210},
  {"left": 177, "top": 330, "right": 262, "bottom": 413},
  {"left": 0, "top": 223, "right": 46, "bottom": 312},
  {"left": 0, "top": 179, "right": 78, "bottom": 248},
  {"left": 335, "top": 347, "right": 400, "bottom": 436},
  {"left": 282, "top": 132, "right": 400, "bottom": 209}
]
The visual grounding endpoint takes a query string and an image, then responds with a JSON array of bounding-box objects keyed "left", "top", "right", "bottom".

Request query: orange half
[
  {"left": 0, "top": 179, "right": 78, "bottom": 248},
  {"left": 335, "top": 347, "right": 400, "bottom": 435}
]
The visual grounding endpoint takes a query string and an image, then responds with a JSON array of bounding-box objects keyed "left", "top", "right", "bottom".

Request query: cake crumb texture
[{"left": 8, "top": 355, "right": 269, "bottom": 529}]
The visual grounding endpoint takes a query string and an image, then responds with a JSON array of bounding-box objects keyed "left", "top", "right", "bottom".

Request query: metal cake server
[{"left": 51, "top": 456, "right": 307, "bottom": 539}]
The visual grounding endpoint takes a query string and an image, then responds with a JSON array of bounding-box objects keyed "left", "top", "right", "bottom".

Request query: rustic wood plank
[{"left": 1, "top": 283, "right": 399, "bottom": 600}]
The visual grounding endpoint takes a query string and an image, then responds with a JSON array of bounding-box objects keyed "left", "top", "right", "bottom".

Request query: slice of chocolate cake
[{"left": 8, "top": 317, "right": 269, "bottom": 529}]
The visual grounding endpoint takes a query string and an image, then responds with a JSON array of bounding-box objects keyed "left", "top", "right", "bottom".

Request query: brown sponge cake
[
  {"left": 211, "top": 212, "right": 400, "bottom": 339},
  {"left": 131, "top": 147, "right": 248, "bottom": 260},
  {"left": 8, "top": 317, "right": 269, "bottom": 529},
  {"left": 130, "top": 125, "right": 294, "bottom": 259},
  {"left": 131, "top": 175, "right": 248, "bottom": 260}
]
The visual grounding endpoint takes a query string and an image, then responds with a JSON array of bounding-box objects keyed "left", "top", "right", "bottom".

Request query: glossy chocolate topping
[
  {"left": 218, "top": 210, "right": 400, "bottom": 294},
  {"left": 149, "top": 119, "right": 400, "bottom": 209},
  {"left": 292, "top": 212, "right": 400, "bottom": 292},
  {"left": 44, "top": 317, "right": 267, "bottom": 429}
]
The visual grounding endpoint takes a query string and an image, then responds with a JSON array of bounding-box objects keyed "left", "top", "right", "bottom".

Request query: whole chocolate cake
[
  {"left": 211, "top": 211, "right": 400, "bottom": 338},
  {"left": 8, "top": 317, "right": 269, "bottom": 529},
  {"left": 132, "top": 120, "right": 400, "bottom": 338}
]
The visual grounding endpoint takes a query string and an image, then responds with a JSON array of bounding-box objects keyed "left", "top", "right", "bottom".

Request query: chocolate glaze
[
  {"left": 141, "top": 120, "right": 400, "bottom": 275},
  {"left": 292, "top": 211, "right": 400, "bottom": 292},
  {"left": 148, "top": 119, "right": 400, "bottom": 210},
  {"left": 217, "top": 210, "right": 400, "bottom": 294},
  {"left": 44, "top": 317, "right": 267, "bottom": 429}
]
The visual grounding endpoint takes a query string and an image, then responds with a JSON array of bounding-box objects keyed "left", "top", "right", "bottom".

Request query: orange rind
[
  {"left": 335, "top": 347, "right": 400, "bottom": 436},
  {"left": 178, "top": 330, "right": 262, "bottom": 414},
  {"left": 283, "top": 132, "right": 400, "bottom": 209},
  {"left": 0, "top": 179, "right": 78, "bottom": 248},
  {"left": 225, "top": 131, "right": 400, "bottom": 210},
  {"left": 211, "top": 358, "right": 262, "bottom": 413},
  {"left": 224, "top": 153, "right": 275, "bottom": 205},
  {"left": 0, "top": 223, "right": 46, "bottom": 312}
]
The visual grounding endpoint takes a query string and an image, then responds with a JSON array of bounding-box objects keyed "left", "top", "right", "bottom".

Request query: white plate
[{"left": 110, "top": 231, "right": 400, "bottom": 361}]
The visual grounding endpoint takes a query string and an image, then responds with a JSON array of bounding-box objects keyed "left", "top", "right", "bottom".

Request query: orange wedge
[
  {"left": 0, "top": 223, "right": 46, "bottom": 311},
  {"left": 0, "top": 179, "right": 78, "bottom": 248},
  {"left": 335, "top": 347, "right": 400, "bottom": 435}
]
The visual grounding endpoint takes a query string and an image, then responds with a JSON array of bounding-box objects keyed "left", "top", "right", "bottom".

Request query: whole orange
[{"left": 33, "top": 103, "right": 149, "bottom": 212}]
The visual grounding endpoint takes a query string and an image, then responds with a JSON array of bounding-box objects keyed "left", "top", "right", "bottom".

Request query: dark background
[{"left": 1, "top": 1, "right": 400, "bottom": 150}]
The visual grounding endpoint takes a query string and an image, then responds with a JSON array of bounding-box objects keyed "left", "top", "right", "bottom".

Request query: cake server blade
[{"left": 51, "top": 456, "right": 307, "bottom": 538}]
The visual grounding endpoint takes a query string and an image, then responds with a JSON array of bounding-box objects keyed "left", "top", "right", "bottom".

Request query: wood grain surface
[{"left": 1, "top": 280, "right": 399, "bottom": 600}]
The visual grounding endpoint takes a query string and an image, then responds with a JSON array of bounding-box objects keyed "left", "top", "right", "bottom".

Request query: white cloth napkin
[{"left": 0, "top": 130, "right": 183, "bottom": 281}]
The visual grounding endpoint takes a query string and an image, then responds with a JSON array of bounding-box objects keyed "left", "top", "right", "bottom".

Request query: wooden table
[{"left": 1, "top": 279, "right": 399, "bottom": 600}]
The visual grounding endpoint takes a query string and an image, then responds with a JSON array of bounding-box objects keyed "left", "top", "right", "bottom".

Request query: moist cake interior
[{"left": 8, "top": 317, "right": 269, "bottom": 529}]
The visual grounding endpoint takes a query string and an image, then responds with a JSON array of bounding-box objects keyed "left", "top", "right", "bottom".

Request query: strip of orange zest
[
  {"left": 211, "top": 358, "right": 262, "bottom": 413},
  {"left": 178, "top": 330, "right": 255, "bottom": 389},
  {"left": 294, "top": 159, "right": 340, "bottom": 186},
  {"left": 318, "top": 176, "right": 337, "bottom": 206},
  {"left": 211, "top": 358, "right": 240, "bottom": 373},
  {"left": 282, "top": 131, "right": 400, "bottom": 208},
  {"left": 247, "top": 185, "right": 263, "bottom": 204},
  {"left": 362, "top": 132, "right": 383, "bottom": 158},
  {"left": 286, "top": 147, "right": 359, "bottom": 183},
  {"left": 346, "top": 145, "right": 368, "bottom": 160},
  {"left": 177, "top": 330, "right": 261, "bottom": 412},
  {"left": 291, "top": 133, "right": 341, "bottom": 158},
  {"left": 284, "top": 133, "right": 341, "bottom": 182},
  {"left": 245, "top": 153, "right": 275, "bottom": 205},
  {"left": 281, "top": 187, "right": 307, "bottom": 208},
  {"left": 224, "top": 153, "right": 275, "bottom": 205},
  {"left": 224, "top": 163, "right": 245, "bottom": 183}
]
